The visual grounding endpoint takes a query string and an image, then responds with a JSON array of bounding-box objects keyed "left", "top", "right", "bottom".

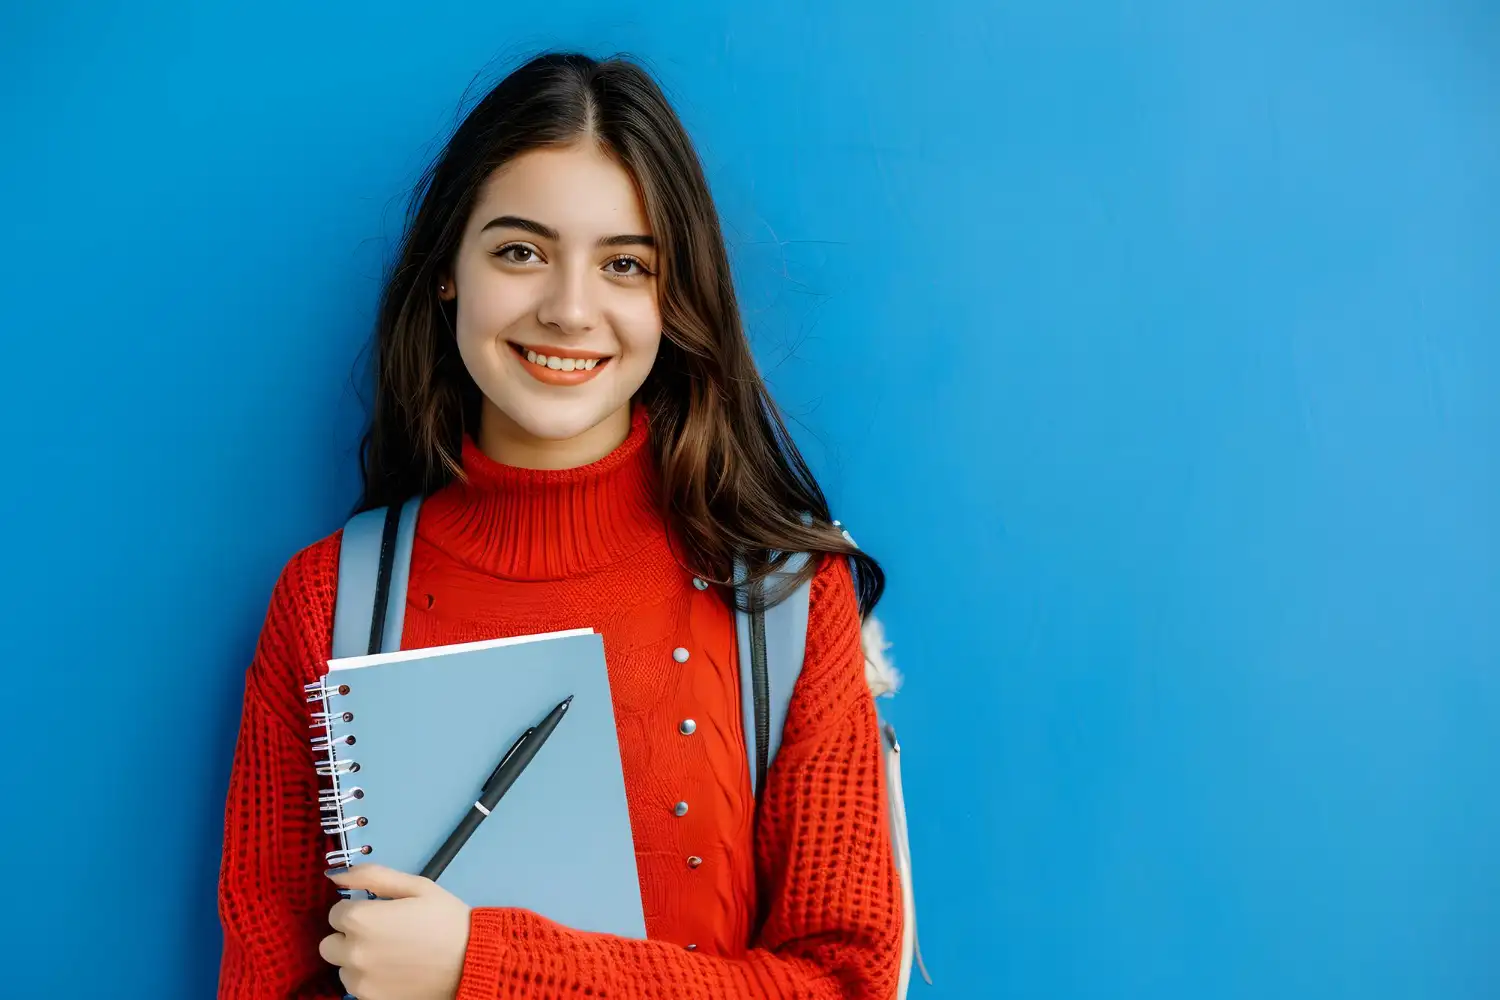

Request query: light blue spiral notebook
[{"left": 308, "top": 628, "right": 646, "bottom": 938}]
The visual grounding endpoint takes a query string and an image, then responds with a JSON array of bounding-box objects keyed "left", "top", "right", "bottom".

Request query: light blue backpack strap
[
  {"left": 331, "top": 496, "right": 423, "bottom": 659},
  {"left": 734, "top": 552, "right": 813, "bottom": 799},
  {"left": 761, "top": 555, "right": 811, "bottom": 780}
]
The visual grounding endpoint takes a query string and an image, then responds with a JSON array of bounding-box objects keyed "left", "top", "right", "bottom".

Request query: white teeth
[{"left": 521, "top": 349, "right": 604, "bottom": 372}]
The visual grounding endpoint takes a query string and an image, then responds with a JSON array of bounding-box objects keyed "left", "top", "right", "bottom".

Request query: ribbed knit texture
[{"left": 216, "top": 408, "right": 902, "bottom": 999}]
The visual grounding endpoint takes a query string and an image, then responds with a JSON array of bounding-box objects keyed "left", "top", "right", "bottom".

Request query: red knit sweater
[{"left": 216, "top": 409, "right": 902, "bottom": 999}]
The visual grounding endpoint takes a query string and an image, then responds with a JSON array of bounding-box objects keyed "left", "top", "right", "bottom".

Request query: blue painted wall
[{"left": 1, "top": 2, "right": 1494, "bottom": 996}]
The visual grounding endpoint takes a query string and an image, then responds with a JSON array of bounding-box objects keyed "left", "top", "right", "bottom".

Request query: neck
[{"left": 477, "top": 400, "right": 634, "bottom": 471}]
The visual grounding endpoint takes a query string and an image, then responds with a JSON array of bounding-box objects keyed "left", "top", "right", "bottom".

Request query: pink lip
[{"left": 507, "top": 342, "right": 611, "bottom": 387}]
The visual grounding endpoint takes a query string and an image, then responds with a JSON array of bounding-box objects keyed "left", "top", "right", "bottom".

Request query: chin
[{"left": 493, "top": 391, "right": 626, "bottom": 444}]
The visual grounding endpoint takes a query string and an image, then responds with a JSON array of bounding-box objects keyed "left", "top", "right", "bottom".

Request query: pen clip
[{"left": 485, "top": 727, "right": 534, "bottom": 790}]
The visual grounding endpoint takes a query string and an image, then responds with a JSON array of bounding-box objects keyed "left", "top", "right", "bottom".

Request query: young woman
[{"left": 217, "top": 52, "right": 901, "bottom": 1000}]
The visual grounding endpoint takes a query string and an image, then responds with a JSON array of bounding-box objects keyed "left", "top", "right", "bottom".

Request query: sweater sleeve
[
  {"left": 217, "top": 537, "right": 346, "bottom": 1000},
  {"left": 454, "top": 555, "right": 904, "bottom": 1000}
]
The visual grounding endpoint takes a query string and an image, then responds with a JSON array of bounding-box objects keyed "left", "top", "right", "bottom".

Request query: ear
[{"left": 437, "top": 275, "right": 457, "bottom": 301}]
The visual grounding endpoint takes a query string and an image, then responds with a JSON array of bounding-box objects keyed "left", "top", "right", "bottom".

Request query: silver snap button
[
  {"left": 679, "top": 719, "right": 697, "bottom": 735},
  {"left": 687, "top": 855, "right": 703, "bottom": 868},
  {"left": 672, "top": 647, "right": 690, "bottom": 663},
  {"left": 673, "top": 801, "right": 689, "bottom": 817},
  {"left": 692, "top": 577, "right": 708, "bottom": 591},
  {"left": 685, "top": 943, "right": 698, "bottom": 951}
]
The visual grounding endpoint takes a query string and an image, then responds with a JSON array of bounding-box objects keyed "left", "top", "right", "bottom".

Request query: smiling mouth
[
  {"left": 507, "top": 341, "right": 612, "bottom": 373},
  {"left": 507, "top": 341, "right": 613, "bottom": 385}
]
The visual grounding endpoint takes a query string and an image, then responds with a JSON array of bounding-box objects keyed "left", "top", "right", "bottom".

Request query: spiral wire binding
[{"left": 306, "top": 678, "right": 374, "bottom": 900}]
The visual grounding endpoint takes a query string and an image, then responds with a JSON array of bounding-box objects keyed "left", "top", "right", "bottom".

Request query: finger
[
  {"left": 327, "top": 862, "right": 431, "bottom": 900},
  {"left": 327, "top": 897, "right": 358, "bottom": 932},
  {"left": 318, "top": 930, "right": 349, "bottom": 967},
  {"left": 339, "top": 967, "right": 367, "bottom": 1000}
]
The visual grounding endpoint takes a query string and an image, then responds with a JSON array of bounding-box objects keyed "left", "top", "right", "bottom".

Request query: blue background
[{"left": 1, "top": 2, "right": 1495, "bottom": 997}]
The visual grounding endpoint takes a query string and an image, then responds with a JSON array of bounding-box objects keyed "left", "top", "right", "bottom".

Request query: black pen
[{"left": 420, "top": 694, "right": 574, "bottom": 881}]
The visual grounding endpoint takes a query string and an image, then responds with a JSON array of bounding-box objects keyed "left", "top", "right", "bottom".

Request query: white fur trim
[{"left": 862, "top": 614, "right": 901, "bottom": 698}]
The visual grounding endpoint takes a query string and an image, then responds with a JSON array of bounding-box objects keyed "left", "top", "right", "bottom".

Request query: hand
[{"left": 321, "top": 864, "right": 472, "bottom": 1000}]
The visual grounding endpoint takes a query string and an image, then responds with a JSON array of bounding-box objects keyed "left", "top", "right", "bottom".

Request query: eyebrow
[{"left": 480, "top": 215, "right": 654, "bottom": 248}]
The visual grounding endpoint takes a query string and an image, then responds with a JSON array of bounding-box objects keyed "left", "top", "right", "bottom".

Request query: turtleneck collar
[{"left": 418, "top": 405, "right": 664, "bottom": 580}]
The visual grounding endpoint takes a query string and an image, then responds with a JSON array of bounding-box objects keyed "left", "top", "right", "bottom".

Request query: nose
[{"left": 535, "top": 260, "right": 600, "bottom": 336}]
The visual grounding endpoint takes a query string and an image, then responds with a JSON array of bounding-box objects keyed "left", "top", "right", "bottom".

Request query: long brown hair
[{"left": 356, "top": 51, "right": 883, "bottom": 616}]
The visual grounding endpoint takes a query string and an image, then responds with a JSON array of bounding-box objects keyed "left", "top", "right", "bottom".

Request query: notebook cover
[{"left": 321, "top": 629, "right": 645, "bottom": 938}]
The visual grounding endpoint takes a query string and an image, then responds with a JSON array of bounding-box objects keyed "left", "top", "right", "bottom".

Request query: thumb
[{"left": 327, "top": 863, "right": 431, "bottom": 899}]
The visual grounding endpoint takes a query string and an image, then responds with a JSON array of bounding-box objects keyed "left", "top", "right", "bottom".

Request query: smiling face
[{"left": 441, "top": 142, "right": 663, "bottom": 469}]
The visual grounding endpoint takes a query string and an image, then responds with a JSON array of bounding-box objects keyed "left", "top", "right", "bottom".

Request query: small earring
[{"left": 438, "top": 283, "right": 447, "bottom": 293}]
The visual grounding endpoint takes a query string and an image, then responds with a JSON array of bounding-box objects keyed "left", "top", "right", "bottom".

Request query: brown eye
[
  {"left": 492, "top": 243, "right": 540, "bottom": 264},
  {"left": 606, "top": 256, "right": 648, "bottom": 276}
]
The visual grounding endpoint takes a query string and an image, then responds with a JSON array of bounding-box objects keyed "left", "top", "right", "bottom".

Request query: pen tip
[{"left": 563, "top": 694, "right": 574, "bottom": 708}]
